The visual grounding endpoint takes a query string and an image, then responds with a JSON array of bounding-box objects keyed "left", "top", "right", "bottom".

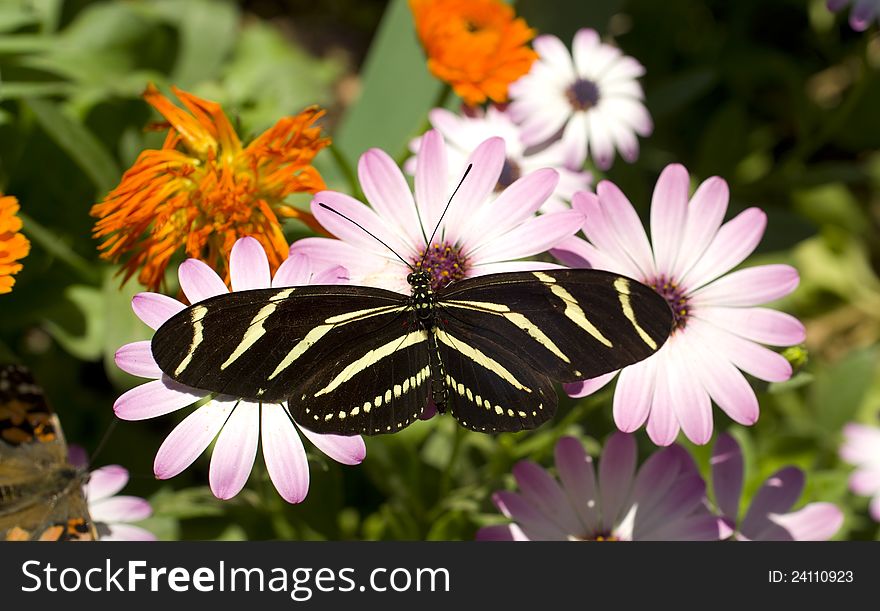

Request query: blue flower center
[
  {"left": 566, "top": 78, "right": 601, "bottom": 111},
  {"left": 649, "top": 275, "right": 690, "bottom": 332},
  {"left": 414, "top": 242, "right": 468, "bottom": 291}
]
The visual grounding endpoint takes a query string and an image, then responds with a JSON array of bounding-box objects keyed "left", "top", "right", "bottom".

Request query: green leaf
[
  {"left": 43, "top": 284, "right": 104, "bottom": 361},
  {"left": 147, "top": 0, "right": 239, "bottom": 88},
  {"left": 335, "top": 0, "right": 442, "bottom": 162},
  {"left": 25, "top": 97, "right": 119, "bottom": 194},
  {"left": 810, "top": 347, "right": 879, "bottom": 434}
]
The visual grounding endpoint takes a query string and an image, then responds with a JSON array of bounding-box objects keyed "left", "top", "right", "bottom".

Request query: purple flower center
[
  {"left": 495, "top": 157, "right": 522, "bottom": 192},
  {"left": 566, "top": 78, "right": 600, "bottom": 111},
  {"left": 414, "top": 242, "right": 469, "bottom": 291},
  {"left": 648, "top": 275, "right": 690, "bottom": 332}
]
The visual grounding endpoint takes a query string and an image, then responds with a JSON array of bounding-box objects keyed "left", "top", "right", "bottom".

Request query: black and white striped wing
[
  {"left": 437, "top": 269, "right": 672, "bottom": 384},
  {"left": 434, "top": 269, "right": 671, "bottom": 432},
  {"left": 153, "top": 286, "right": 434, "bottom": 434},
  {"left": 433, "top": 326, "right": 557, "bottom": 433}
]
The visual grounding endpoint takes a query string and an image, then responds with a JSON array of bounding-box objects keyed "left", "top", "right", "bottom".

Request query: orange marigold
[
  {"left": 0, "top": 195, "right": 30, "bottom": 295},
  {"left": 410, "top": 0, "right": 537, "bottom": 106},
  {"left": 91, "top": 85, "right": 330, "bottom": 291}
]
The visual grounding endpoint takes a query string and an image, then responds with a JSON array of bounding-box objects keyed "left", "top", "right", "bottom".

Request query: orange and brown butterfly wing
[{"left": 0, "top": 364, "right": 95, "bottom": 541}]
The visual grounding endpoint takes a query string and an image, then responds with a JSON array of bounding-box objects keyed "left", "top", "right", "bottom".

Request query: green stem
[
  {"left": 328, "top": 142, "right": 361, "bottom": 198},
  {"left": 19, "top": 212, "right": 101, "bottom": 284}
]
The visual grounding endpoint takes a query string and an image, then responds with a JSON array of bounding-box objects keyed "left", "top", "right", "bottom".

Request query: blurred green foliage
[{"left": 0, "top": 0, "right": 878, "bottom": 540}]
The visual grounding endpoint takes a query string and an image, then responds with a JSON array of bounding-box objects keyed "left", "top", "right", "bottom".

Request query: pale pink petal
[
  {"left": 598, "top": 432, "right": 637, "bottom": 530},
  {"left": 296, "top": 424, "right": 366, "bottom": 466},
  {"left": 534, "top": 34, "right": 576, "bottom": 79},
  {"left": 555, "top": 436, "right": 601, "bottom": 534},
  {"left": 672, "top": 177, "right": 728, "bottom": 280},
  {"left": 564, "top": 371, "right": 617, "bottom": 398},
  {"left": 572, "top": 28, "right": 600, "bottom": 77},
  {"left": 681, "top": 208, "right": 768, "bottom": 292},
  {"left": 690, "top": 264, "right": 800, "bottom": 308},
  {"left": 209, "top": 401, "right": 260, "bottom": 500},
  {"left": 468, "top": 261, "right": 565, "bottom": 277},
  {"left": 290, "top": 237, "right": 391, "bottom": 281},
  {"left": 114, "top": 378, "right": 205, "bottom": 421},
  {"left": 99, "top": 524, "right": 157, "bottom": 542},
  {"left": 414, "top": 129, "right": 449, "bottom": 233},
  {"left": 650, "top": 164, "right": 690, "bottom": 276},
  {"left": 262, "top": 404, "right": 309, "bottom": 504},
  {"left": 153, "top": 397, "right": 236, "bottom": 479},
  {"left": 442, "top": 137, "right": 506, "bottom": 245},
  {"left": 840, "top": 423, "right": 880, "bottom": 464},
  {"left": 311, "top": 193, "right": 415, "bottom": 260},
  {"left": 740, "top": 466, "right": 805, "bottom": 536},
  {"left": 665, "top": 339, "right": 713, "bottom": 444},
  {"left": 574, "top": 191, "right": 645, "bottom": 279},
  {"left": 710, "top": 433, "right": 744, "bottom": 522},
  {"left": 85, "top": 465, "right": 129, "bottom": 501},
  {"left": 475, "top": 525, "right": 521, "bottom": 541},
  {"left": 594, "top": 181, "right": 655, "bottom": 278},
  {"left": 695, "top": 307, "right": 805, "bottom": 346},
  {"left": 694, "top": 319, "right": 792, "bottom": 382},
  {"left": 115, "top": 341, "right": 162, "bottom": 379},
  {"left": 587, "top": 111, "right": 615, "bottom": 170},
  {"left": 229, "top": 236, "right": 271, "bottom": 292},
  {"left": 131, "top": 293, "right": 185, "bottom": 330},
  {"left": 767, "top": 503, "right": 843, "bottom": 541},
  {"left": 513, "top": 460, "right": 583, "bottom": 535},
  {"left": 458, "top": 168, "right": 560, "bottom": 253},
  {"left": 469, "top": 210, "right": 584, "bottom": 264},
  {"left": 848, "top": 469, "right": 880, "bottom": 495},
  {"left": 89, "top": 496, "right": 152, "bottom": 523},
  {"left": 870, "top": 495, "right": 880, "bottom": 521},
  {"left": 645, "top": 351, "right": 681, "bottom": 445},
  {"left": 272, "top": 253, "right": 312, "bottom": 288},
  {"left": 492, "top": 491, "right": 568, "bottom": 540},
  {"left": 550, "top": 236, "right": 618, "bottom": 271},
  {"left": 359, "top": 147, "right": 422, "bottom": 250},
  {"left": 178, "top": 258, "right": 228, "bottom": 304},
  {"left": 612, "top": 355, "right": 657, "bottom": 432},
  {"left": 561, "top": 112, "right": 588, "bottom": 170},
  {"left": 310, "top": 265, "right": 349, "bottom": 285}
]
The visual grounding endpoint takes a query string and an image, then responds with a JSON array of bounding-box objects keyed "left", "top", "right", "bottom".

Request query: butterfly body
[{"left": 152, "top": 268, "right": 673, "bottom": 436}]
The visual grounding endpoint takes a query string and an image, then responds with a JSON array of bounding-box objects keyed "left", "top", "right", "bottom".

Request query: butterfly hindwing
[
  {"left": 437, "top": 269, "right": 672, "bottom": 382},
  {"left": 434, "top": 326, "right": 556, "bottom": 433},
  {"left": 0, "top": 365, "right": 95, "bottom": 541}
]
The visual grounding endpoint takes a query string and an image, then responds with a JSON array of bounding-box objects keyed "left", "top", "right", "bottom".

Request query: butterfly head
[{"left": 407, "top": 270, "right": 433, "bottom": 292}]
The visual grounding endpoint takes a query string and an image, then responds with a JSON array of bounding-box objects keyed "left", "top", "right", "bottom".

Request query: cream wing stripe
[
  {"left": 444, "top": 300, "right": 570, "bottom": 363},
  {"left": 614, "top": 277, "right": 658, "bottom": 350},
  {"left": 435, "top": 329, "right": 532, "bottom": 392},
  {"left": 313, "top": 330, "right": 429, "bottom": 397},
  {"left": 174, "top": 305, "right": 208, "bottom": 376},
  {"left": 220, "top": 303, "right": 278, "bottom": 370},
  {"left": 547, "top": 284, "right": 613, "bottom": 348}
]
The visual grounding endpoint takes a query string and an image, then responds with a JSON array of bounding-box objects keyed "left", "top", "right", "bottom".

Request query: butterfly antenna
[
  {"left": 86, "top": 418, "right": 118, "bottom": 470},
  {"left": 419, "top": 163, "right": 471, "bottom": 270},
  {"left": 317, "top": 203, "right": 415, "bottom": 271}
]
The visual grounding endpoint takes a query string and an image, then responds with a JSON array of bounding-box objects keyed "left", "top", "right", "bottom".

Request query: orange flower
[
  {"left": 91, "top": 85, "right": 330, "bottom": 291},
  {"left": 0, "top": 195, "right": 30, "bottom": 295},
  {"left": 410, "top": 0, "right": 537, "bottom": 106}
]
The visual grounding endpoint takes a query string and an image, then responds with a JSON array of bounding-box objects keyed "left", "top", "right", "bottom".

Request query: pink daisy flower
[
  {"left": 552, "top": 164, "right": 804, "bottom": 446},
  {"left": 827, "top": 0, "right": 880, "bottom": 31},
  {"left": 291, "top": 129, "right": 584, "bottom": 294},
  {"left": 840, "top": 423, "right": 880, "bottom": 521},
  {"left": 711, "top": 433, "right": 843, "bottom": 540},
  {"left": 477, "top": 433, "right": 720, "bottom": 541},
  {"left": 405, "top": 107, "right": 592, "bottom": 212},
  {"left": 508, "top": 28, "right": 652, "bottom": 171},
  {"left": 112, "top": 237, "right": 366, "bottom": 504},
  {"left": 69, "top": 447, "right": 155, "bottom": 541}
]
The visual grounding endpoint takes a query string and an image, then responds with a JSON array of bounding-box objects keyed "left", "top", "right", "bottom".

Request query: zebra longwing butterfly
[{"left": 151, "top": 165, "right": 673, "bottom": 435}]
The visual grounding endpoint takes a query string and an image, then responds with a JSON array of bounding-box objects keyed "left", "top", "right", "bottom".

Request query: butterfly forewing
[
  {"left": 437, "top": 269, "right": 672, "bottom": 383},
  {"left": 152, "top": 286, "right": 410, "bottom": 403}
]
